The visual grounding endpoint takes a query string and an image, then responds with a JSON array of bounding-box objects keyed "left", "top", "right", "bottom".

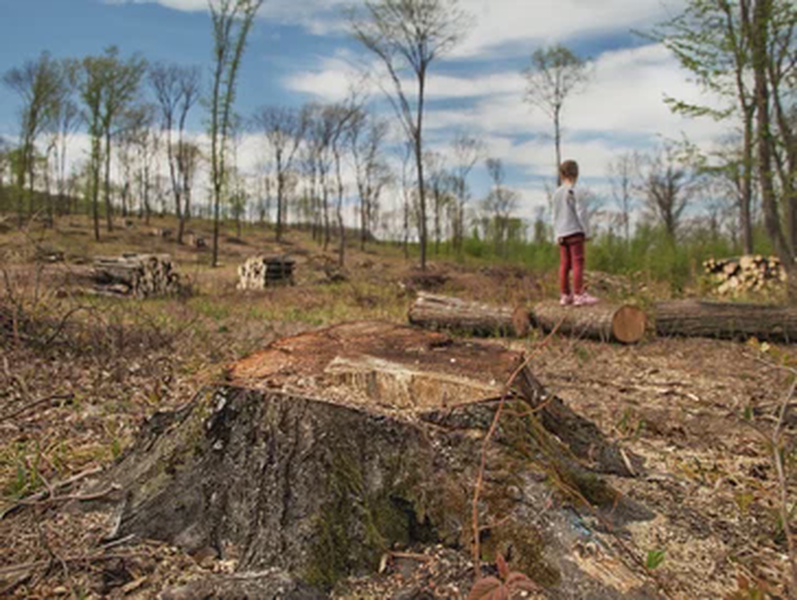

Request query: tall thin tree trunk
[
  {"left": 103, "top": 132, "right": 113, "bottom": 232},
  {"left": 741, "top": 105, "right": 755, "bottom": 254},
  {"left": 554, "top": 106, "right": 562, "bottom": 186}
]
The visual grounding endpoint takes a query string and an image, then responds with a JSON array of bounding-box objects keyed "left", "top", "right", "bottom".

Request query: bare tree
[
  {"left": 523, "top": 45, "right": 590, "bottom": 185},
  {"left": 450, "top": 133, "right": 483, "bottom": 255},
  {"left": 176, "top": 140, "right": 202, "bottom": 223},
  {"left": 350, "top": 0, "right": 469, "bottom": 270},
  {"left": 607, "top": 151, "right": 638, "bottom": 244},
  {"left": 208, "top": 0, "right": 262, "bottom": 267},
  {"left": 636, "top": 145, "right": 699, "bottom": 241},
  {"left": 49, "top": 73, "right": 80, "bottom": 219},
  {"left": 483, "top": 158, "right": 518, "bottom": 257},
  {"left": 349, "top": 110, "right": 391, "bottom": 250},
  {"left": 424, "top": 150, "right": 454, "bottom": 255},
  {"left": 251, "top": 106, "right": 307, "bottom": 242},
  {"left": 150, "top": 62, "right": 201, "bottom": 243},
  {"left": 130, "top": 107, "right": 159, "bottom": 224}
]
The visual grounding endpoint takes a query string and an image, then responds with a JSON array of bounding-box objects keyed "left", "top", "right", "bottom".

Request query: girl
[{"left": 552, "top": 160, "right": 598, "bottom": 306}]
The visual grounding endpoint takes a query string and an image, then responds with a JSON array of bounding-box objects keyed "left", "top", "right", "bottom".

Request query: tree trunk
[
  {"left": 750, "top": 0, "right": 795, "bottom": 301},
  {"left": 90, "top": 322, "right": 647, "bottom": 596},
  {"left": 103, "top": 131, "right": 113, "bottom": 232},
  {"left": 409, "top": 293, "right": 530, "bottom": 337},
  {"left": 655, "top": 299, "right": 797, "bottom": 342},
  {"left": 532, "top": 300, "right": 647, "bottom": 344},
  {"left": 740, "top": 106, "right": 755, "bottom": 255}
]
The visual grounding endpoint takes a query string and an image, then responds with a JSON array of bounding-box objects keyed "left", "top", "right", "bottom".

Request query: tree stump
[
  {"left": 655, "top": 299, "right": 797, "bottom": 342},
  {"left": 408, "top": 293, "right": 530, "bottom": 337},
  {"left": 93, "top": 322, "right": 653, "bottom": 597},
  {"left": 533, "top": 301, "right": 647, "bottom": 344}
]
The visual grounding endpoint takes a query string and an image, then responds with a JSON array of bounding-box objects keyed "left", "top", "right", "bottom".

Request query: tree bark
[{"left": 655, "top": 299, "right": 797, "bottom": 342}]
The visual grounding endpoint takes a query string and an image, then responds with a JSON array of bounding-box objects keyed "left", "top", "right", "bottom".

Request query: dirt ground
[{"left": 0, "top": 217, "right": 793, "bottom": 598}]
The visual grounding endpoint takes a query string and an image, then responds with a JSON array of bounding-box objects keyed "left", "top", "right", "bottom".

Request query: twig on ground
[
  {"left": 471, "top": 316, "right": 564, "bottom": 581},
  {"left": 0, "top": 466, "right": 103, "bottom": 519},
  {"left": 0, "top": 393, "right": 74, "bottom": 424}
]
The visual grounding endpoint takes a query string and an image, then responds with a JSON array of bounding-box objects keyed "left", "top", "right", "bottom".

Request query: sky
[{"left": 0, "top": 0, "right": 730, "bottom": 230}]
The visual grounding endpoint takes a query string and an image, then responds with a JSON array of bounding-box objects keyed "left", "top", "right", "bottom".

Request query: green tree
[
  {"left": 208, "top": 0, "right": 263, "bottom": 267},
  {"left": 749, "top": 0, "right": 797, "bottom": 304},
  {"left": 3, "top": 51, "right": 64, "bottom": 226},
  {"left": 76, "top": 48, "right": 146, "bottom": 240},
  {"left": 652, "top": 0, "right": 758, "bottom": 253},
  {"left": 522, "top": 45, "right": 590, "bottom": 186},
  {"left": 350, "top": 0, "right": 469, "bottom": 270}
]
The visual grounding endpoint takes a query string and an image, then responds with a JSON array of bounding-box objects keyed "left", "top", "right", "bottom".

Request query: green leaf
[{"left": 646, "top": 549, "right": 666, "bottom": 570}]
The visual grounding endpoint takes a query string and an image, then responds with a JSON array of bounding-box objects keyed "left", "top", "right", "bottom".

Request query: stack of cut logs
[
  {"left": 92, "top": 254, "right": 182, "bottom": 299},
  {"left": 704, "top": 255, "right": 785, "bottom": 296},
  {"left": 237, "top": 255, "right": 295, "bottom": 290}
]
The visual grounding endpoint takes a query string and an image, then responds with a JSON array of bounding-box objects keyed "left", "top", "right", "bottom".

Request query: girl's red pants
[{"left": 559, "top": 233, "right": 585, "bottom": 296}]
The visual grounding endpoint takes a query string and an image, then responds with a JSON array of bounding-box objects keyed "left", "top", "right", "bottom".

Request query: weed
[
  {"left": 467, "top": 553, "right": 541, "bottom": 600},
  {"left": 645, "top": 549, "right": 666, "bottom": 571}
]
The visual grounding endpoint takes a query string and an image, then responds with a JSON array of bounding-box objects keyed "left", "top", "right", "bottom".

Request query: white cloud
[
  {"left": 109, "top": 0, "right": 686, "bottom": 55},
  {"left": 454, "top": 0, "right": 686, "bottom": 57}
]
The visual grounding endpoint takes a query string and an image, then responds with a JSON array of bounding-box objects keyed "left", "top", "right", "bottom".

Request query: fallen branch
[
  {"left": 0, "top": 552, "right": 146, "bottom": 579},
  {"left": 0, "top": 466, "right": 103, "bottom": 519},
  {"left": 471, "top": 316, "right": 564, "bottom": 581},
  {"left": 0, "top": 393, "right": 74, "bottom": 424}
]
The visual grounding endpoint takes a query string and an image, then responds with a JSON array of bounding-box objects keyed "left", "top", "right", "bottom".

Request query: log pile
[
  {"left": 237, "top": 255, "right": 295, "bottom": 290},
  {"left": 703, "top": 255, "right": 785, "bottom": 297},
  {"left": 91, "top": 254, "right": 183, "bottom": 299}
]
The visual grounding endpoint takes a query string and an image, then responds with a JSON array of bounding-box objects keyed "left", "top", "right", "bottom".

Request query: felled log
[
  {"left": 408, "top": 293, "right": 530, "bottom": 337},
  {"left": 238, "top": 255, "right": 295, "bottom": 290},
  {"left": 532, "top": 300, "right": 647, "bottom": 344},
  {"left": 86, "top": 322, "right": 651, "bottom": 597},
  {"left": 91, "top": 254, "right": 182, "bottom": 299},
  {"left": 655, "top": 299, "right": 797, "bottom": 342}
]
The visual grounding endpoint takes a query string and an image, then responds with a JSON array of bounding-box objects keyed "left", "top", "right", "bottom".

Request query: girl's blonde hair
[{"left": 559, "top": 160, "right": 579, "bottom": 181}]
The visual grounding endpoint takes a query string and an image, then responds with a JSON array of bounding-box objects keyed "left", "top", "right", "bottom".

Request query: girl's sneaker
[
  {"left": 573, "top": 292, "right": 599, "bottom": 306},
  {"left": 560, "top": 294, "right": 573, "bottom": 306}
]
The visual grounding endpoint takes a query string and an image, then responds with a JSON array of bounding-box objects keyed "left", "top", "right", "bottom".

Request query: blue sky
[{"left": 0, "top": 0, "right": 728, "bottom": 230}]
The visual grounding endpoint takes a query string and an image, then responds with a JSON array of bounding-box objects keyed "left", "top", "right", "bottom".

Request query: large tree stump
[
  {"left": 92, "top": 322, "right": 653, "bottom": 598},
  {"left": 408, "top": 293, "right": 530, "bottom": 337},
  {"left": 533, "top": 301, "right": 647, "bottom": 344},
  {"left": 655, "top": 299, "right": 797, "bottom": 342}
]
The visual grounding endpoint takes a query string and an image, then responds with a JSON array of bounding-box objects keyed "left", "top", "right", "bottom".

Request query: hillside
[{"left": 0, "top": 216, "right": 793, "bottom": 598}]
